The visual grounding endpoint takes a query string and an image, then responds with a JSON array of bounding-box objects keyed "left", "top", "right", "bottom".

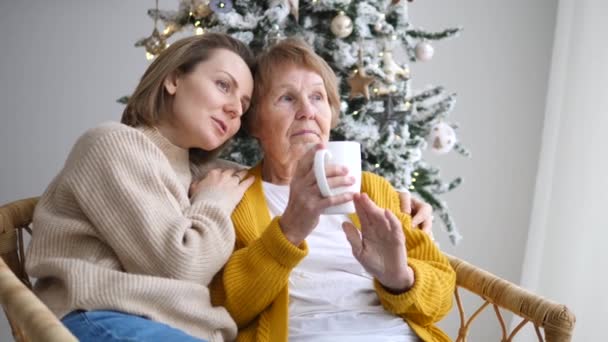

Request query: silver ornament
[{"left": 331, "top": 11, "right": 353, "bottom": 39}]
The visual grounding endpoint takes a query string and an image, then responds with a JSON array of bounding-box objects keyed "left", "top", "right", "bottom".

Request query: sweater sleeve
[
  {"left": 363, "top": 173, "right": 456, "bottom": 327},
  {"left": 220, "top": 217, "right": 308, "bottom": 327},
  {"left": 65, "top": 130, "right": 235, "bottom": 283}
]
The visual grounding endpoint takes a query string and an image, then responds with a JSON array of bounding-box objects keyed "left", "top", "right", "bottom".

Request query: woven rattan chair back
[{"left": 0, "top": 197, "right": 575, "bottom": 341}]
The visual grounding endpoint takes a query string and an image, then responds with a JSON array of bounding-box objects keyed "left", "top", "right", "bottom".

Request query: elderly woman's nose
[{"left": 296, "top": 98, "right": 316, "bottom": 119}]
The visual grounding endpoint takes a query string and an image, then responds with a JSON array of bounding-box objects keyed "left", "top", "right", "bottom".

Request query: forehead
[
  {"left": 267, "top": 63, "right": 325, "bottom": 88},
  {"left": 196, "top": 49, "right": 253, "bottom": 86}
]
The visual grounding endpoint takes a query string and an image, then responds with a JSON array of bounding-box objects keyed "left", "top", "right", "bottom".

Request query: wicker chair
[{"left": 0, "top": 197, "right": 575, "bottom": 342}]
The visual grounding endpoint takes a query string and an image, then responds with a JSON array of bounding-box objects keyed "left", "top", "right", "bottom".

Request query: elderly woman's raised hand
[
  {"left": 342, "top": 193, "right": 415, "bottom": 293},
  {"left": 279, "top": 144, "right": 356, "bottom": 246}
]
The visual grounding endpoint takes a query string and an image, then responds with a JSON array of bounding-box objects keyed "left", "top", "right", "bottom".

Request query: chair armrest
[
  {"left": 0, "top": 257, "right": 77, "bottom": 342},
  {"left": 446, "top": 254, "right": 575, "bottom": 342}
]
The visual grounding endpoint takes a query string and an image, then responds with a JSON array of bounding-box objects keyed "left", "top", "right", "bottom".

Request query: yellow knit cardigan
[{"left": 210, "top": 164, "right": 456, "bottom": 342}]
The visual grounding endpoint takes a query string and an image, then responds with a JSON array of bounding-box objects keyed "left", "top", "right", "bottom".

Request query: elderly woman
[{"left": 210, "top": 38, "right": 456, "bottom": 342}]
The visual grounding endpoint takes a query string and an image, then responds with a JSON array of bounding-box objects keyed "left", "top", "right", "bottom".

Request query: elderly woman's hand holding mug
[{"left": 279, "top": 144, "right": 356, "bottom": 245}]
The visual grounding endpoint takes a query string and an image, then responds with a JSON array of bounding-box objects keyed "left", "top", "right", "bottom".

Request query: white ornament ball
[
  {"left": 429, "top": 122, "right": 456, "bottom": 154},
  {"left": 331, "top": 12, "right": 353, "bottom": 38},
  {"left": 415, "top": 41, "right": 434, "bottom": 62}
]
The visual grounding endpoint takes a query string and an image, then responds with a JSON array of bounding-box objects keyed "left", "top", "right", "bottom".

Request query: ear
[{"left": 163, "top": 71, "right": 179, "bottom": 95}]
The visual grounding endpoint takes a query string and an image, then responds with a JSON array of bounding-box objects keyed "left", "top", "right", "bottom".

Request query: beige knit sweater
[{"left": 25, "top": 122, "right": 237, "bottom": 342}]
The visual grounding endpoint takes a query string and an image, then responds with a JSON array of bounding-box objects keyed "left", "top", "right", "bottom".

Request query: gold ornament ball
[
  {"left": 193, "top": 0, "right": 212, "bottom": 18},
  {"left": 331, "top": 12, "right": 353, "bottom": 38}
]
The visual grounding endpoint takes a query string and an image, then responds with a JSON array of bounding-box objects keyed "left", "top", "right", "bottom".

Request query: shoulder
[
  {"left": 65, "top": 122, "right": 157, "bottom": 168},
  {"left": 76, "top": 121, "right": 142, "bottom": 147},
  {"left": 362, "top": 171, "right": 393, "bottom": 191},
  {"left": 361, "top": 171, "right": 400, "bottom": 210}
]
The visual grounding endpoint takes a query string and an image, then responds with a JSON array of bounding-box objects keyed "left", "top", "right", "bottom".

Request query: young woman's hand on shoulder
[{"left": 189, "top": 168, "right": 254, "bottom": 213}]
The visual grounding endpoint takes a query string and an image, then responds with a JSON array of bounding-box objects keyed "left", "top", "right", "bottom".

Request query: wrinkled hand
[
  {"left": 189, "top": 168, "right": 254, "bottom": 213},
  {"left": 279, "top": 144, "right": 356, "bottom": 246},
  {"left": 399, "top": 191, "right": 434, "bottom": 238},
  {"left": 342, "top": 193, "right": 415, "bottom": 293}
]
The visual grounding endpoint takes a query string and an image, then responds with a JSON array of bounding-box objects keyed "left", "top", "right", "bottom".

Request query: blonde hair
[
  {"left": 244, "top": 38, "right": 340, "bottom": 134},
  {"left": 121, "top": 33, "right": 255, "bottom": 164}
]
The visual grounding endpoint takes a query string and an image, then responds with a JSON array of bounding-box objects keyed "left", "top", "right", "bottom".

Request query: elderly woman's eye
[
  {"left": 279, "top": 94, "right": 294, "bottom": 102},
  {"left": 311, "top": 93, "right": 323, "bottom": 101}
]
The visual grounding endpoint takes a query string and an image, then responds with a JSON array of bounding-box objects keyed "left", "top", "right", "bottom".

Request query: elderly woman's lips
[{"left": 291, "top": 130, "right": 318, "bottom": 137}]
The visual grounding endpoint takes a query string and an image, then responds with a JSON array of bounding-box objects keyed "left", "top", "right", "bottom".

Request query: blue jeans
[{"left": 62, "top": 310, "right": 207, "bottom": 342}]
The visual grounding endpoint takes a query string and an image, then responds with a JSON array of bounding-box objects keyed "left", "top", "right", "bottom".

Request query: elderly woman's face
[{"left": 251, "top": 63, "right": 332, "bottom": 164}]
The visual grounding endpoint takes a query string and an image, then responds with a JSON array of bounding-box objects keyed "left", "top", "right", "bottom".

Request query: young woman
[{"left": 25, "top": 33, "right": 255, "bottom": 342}]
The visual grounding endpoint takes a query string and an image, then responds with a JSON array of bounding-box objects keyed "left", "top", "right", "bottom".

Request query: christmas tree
[{"left": 133, "top": 0, "right": 469, "bottom": 244}]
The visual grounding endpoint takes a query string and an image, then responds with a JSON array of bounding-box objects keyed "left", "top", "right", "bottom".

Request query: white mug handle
[{"left": 314, "top": 149, "right": 333, "bottom": 197}]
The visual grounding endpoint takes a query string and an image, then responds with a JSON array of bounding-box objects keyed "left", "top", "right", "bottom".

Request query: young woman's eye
[{"left": 216, "top": 80, "right": 230, "bottom": 92}]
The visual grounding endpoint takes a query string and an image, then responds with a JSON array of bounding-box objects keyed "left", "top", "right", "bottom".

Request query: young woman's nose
[
  {"left": 223, "top": 95, "right": 242, "bottom": 119},
  {"left": 296, "top": 98, "right": 315, "bottom": 120}
]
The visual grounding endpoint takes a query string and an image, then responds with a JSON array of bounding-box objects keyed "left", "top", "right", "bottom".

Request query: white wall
[
  {"left": 517, "top": 0, "right": 608, "bottom": 340},
  {"left": 0, "top": 1, "right": 557, "bottom": 341},
  {"left": 411, "top": 1, "right": 558, "bottom": 339}
]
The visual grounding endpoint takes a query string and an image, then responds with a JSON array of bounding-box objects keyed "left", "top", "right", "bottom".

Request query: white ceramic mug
[{"left": 313, "top": 141, "right": 361, "bottom": 214}]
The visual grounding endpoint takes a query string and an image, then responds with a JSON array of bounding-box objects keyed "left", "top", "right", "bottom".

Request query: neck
[
  {"left": 156, "top": 119, "right": 189, "bottom": 149},
  {"left": 261, "top": 159, "right": 297, "bottom": 185}
]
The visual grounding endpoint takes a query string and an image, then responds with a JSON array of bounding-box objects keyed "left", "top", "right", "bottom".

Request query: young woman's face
[{"left": 163, "top": 48, "right": 253, "bottom": 150}]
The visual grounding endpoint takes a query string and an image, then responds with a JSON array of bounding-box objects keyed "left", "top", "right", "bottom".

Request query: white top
[{"left": 262, "top": 181, "right": 421, "bottom": 342}]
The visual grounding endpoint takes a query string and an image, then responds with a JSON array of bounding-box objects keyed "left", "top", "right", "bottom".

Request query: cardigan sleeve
[
  {"left": 65, "top": 130, "right": 236, "bottom": 283},
  {"left": 220, "top": 217, "right": 308, "bottom": 328},
  {"left": 363, "top": 172, "right": 456, "bottom": 326}
]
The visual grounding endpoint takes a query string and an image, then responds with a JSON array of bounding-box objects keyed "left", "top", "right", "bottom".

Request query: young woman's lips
[{"left": 212, "top": 117, "right": 227, "bottom": 135}]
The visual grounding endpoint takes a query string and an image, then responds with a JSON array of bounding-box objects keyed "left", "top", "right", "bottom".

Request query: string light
[
  {"left": 413, "top": 172, "right": 419, "bottom": 176},
  {"left": 195, "top": 27, "right": 204, "bottom": 35},
  {"left": 411, "top": 178, "right": 417, "bottom": 183},
  {"left": 146, "top": 52, "right": 155, "bottom": 61},
  {"left": 374, "top": 163, "right": 380, "bottom": 168},
  {"left": 353, "top": 111, "right": 359, "bottom": 115},
  {"left": 409, "top": 185, "right": 415, "bottom": 190}
]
